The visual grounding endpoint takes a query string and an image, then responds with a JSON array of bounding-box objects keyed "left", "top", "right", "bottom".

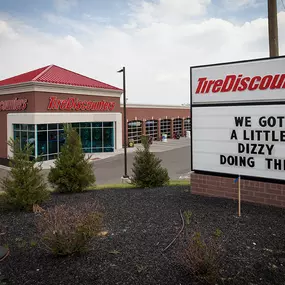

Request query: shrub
[
  {"left": 48, "top": 124, "right": 96, "bottom": 193},
  {"left": 131, "top": 135, "right": 170, "bottom": 188},
  {"left": 1, "top": 138, "right": 49, "bottom": 211},
  {"left": 37, "top": 203, "right": 103, "bottom": 256},
  {"left": 180, "top": 231, "right": 223, "bottom": 284}
]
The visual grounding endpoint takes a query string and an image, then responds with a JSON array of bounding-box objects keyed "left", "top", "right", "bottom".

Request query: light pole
[{"left": 117, "top": 67, "right": 129, "bottom": 178}]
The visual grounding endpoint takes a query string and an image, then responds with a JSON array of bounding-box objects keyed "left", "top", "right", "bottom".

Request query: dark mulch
[{"left": 1, "top": 186, "right": 285, "bottom": 285}]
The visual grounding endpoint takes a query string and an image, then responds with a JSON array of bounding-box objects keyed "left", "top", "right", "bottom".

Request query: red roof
[{"left": 0, "top": 65, "right": 122, "bottom": 91}]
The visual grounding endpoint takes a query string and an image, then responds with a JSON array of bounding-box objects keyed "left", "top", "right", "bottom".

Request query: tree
[
  {"left": 1, "top": 138, "right": 49, "bottom": 211},
  {"left": 131, "top": 135, "right": 170, "bottom": 188},
  {"left": 48, "top": 124, "right": 96, "bottom": 193}
]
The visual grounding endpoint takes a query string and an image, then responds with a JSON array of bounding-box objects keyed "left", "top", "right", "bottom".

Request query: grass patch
[
  {"left": 95, "top": 184, "right": 135, "bottom": 190},
  {"left": 169, "top": 180, "right": 190, "bottom": 186},
  {"left": 89, "top": 179, "right": 190, "bottom": 190}
]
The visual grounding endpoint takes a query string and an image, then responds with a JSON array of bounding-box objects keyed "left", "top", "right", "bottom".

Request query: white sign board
[
  {"left": 192, "top": 57, "right": 285, "bottom": 105},
  {"left": 191, "top": 56, "right": 285, "bottom": 181},
  {"left": 192, "top": 105, "right": 285, "bottom": 180}
]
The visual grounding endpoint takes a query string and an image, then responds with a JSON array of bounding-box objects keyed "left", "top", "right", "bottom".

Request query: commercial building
[{"left": 0, "top": 65, "right": 190, "bottom": 164}]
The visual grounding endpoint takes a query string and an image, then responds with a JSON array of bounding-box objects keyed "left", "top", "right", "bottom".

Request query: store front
[
  {"left": 13, "top": 121, "right": 115, "bottom": 161},
  {"left": 7, "top": 111, "right": 121, "bottom": 160}
]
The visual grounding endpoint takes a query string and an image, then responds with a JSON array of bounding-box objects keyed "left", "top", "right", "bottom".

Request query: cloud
[
  {"left": 128, "top": 0, "right": 211, "bottom": 25},
  {"left": 223, "top": 0, "right": 263, "bottom": 9},
  {"left": 53, "top": 0, "right": 78, "bottom": 12},
  {"left": 0, "top": 0, "right": 285, "bottom": 105}
]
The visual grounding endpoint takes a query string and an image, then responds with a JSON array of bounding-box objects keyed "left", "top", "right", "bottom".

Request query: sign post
[{"left": 234, "top": 175, "right": 241, "bottom": 217}]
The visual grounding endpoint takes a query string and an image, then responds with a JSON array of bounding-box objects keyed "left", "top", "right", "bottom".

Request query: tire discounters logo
[
  {"left": 192, "top": 57, "right": 285, "bottom": 104},
  {"left": 47, "top": 96, "right": 116, "bottom": 111},
  {"left": 0, "top": 98, "right": 28, "bottom": 111},
  {"left": 195, "top": 73, "right": 285, "bottom": 94}
]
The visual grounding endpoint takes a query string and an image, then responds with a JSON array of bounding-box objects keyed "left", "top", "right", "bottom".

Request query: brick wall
[{"left": 191, "top": 172, "right": 285, "bottom": 208}]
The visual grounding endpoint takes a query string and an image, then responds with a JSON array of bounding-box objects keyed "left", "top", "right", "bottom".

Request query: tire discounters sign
[{"left": 191, "top": 56, "right": 285, "bottom": 181}]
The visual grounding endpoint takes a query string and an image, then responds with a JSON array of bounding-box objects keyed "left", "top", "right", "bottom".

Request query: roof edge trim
[{"left": 0, "top": 82, "right": 122, "bottom": 97}]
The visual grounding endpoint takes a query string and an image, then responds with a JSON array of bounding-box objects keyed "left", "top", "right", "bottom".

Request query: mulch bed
[{"left": 1, "top": 186, "right": 285, "bottom": 285}]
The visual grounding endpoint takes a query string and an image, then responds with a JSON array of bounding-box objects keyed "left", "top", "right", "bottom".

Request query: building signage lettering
[
  {"left": 191, "top": 56, "right": 285, "bottom": 181},
  {"left": 222, "top": 115, "right": 285, "bottom": 170},
  {"left": 47, "top": 96, "right": 116, "bottom": 111},
  {"left": 0, "top": 98, "right": 28, "bottom": 111},
  {"left": 195, "top": 73, "right": 285, "bottom": 94}
]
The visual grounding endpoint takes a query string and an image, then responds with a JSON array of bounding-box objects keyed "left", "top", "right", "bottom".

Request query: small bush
[
  {"left": 1, "top": 138, "right": 49, "bottom": 211},
  {"left": 48, "top": 124, "right": 96, "bottom": 193},
  {"left": 37, "top": 203, "right": 103, "bottom": 256},
  {"left": 180, "top": 231, "right": 223, "bottom": 284},
  {"left": 131, "top": 135, "right": 170, "bottom": 188}
]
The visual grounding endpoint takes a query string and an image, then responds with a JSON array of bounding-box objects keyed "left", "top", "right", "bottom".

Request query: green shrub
[
  {"left": 1, "top": 138, "right": 49, "bottom": 211},
  {"left": 180, "top": 231, "right": 223, "bottom": 284},
  {"left": 37, "top": 203, "right": 103, "bottom": 256},
  {"left": 131, "top": 135, "right": 170, "bottom": 188},
  {"left": 48, "top": 124, "right": 96, "bottom": 193}
]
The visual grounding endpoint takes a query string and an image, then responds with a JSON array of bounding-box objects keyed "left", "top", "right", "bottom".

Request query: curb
[{"left": 0, "top": 165, "right": 10, "bottom": 171}]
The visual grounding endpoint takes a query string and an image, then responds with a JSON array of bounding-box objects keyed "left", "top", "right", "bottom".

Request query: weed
[
  {"left": 15, "top": 237, "right": 27, "bottom": 249},
  {"left": 136, "top": 264, "right": 147, "bottom": 273},
  {"left": 183, "top": 210, "right": 192, "bottom": 226},
  {"left": 30, "top": 240, "right": 37, "bottom": 247},
  {"left": 37, "top": 202, "right": 103, "bottom": 256},
  {"left": 214, "top": 228, "right": 223, "bottom": 239},
  {"left": 179, "top": 231, "right": 223, "bottom": 284}
]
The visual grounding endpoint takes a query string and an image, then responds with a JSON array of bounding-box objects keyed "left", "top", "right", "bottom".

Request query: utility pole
[{"left": 268, "top": 0, "right": 279, "bottom": 57}]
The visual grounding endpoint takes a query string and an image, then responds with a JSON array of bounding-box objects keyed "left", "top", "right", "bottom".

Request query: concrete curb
[{"left": 0, "top": 165, "right": 10, "bottom": 171}]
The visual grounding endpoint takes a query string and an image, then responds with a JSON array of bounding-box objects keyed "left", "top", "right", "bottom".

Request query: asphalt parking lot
[
  {"left": 0, "top": 138, "right": 191, "bottom": 188},
  {"left": 92, "top": 142, "right": 191, "bottom": 185}
]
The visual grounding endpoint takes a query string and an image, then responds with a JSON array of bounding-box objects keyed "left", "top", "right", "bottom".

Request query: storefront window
[
  {"left": 59, "top": 130, "right": 65, "bottom": 152},
  {"left": 38, "top": 124, "right": 47, "bottom": 131},
  {"left": 81, "top": 128, "right": 92, "bottom": 152},
  {"left": 12, "top": 124, "right": 36, "bottom": 158},
  {"left": 103, "top": 127, "right": 114, "bottom": 152},
  {"left": 92, "top": 122, "right": 102, "bottom": 128},
  {"left": 37, "top": 130, "right": 47, "bottom": 157},
  {"left": 48, "top": 130, "right": 58, "bottom": 157},
  {"left": 13, "top": 121, "right": 115, "bottom": 161}
]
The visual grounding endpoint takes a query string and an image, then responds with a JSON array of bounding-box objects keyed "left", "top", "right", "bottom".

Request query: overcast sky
[{"left": 0, "top": 0, "right": 284, "bottom": 105}]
